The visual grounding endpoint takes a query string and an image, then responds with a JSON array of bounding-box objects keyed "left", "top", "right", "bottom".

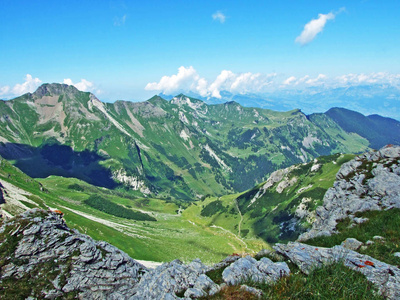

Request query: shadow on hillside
[{"left": 0, "top": 142, "right": 118, "bottom": 189}]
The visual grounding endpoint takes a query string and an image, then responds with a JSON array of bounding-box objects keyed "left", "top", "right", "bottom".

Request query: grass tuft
[{"left": 306, "top": 208, "right": 400, "bottom": 265}]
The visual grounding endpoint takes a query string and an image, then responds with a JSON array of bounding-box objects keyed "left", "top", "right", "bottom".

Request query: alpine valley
[{"left": 1, "top": 83, "right": 400, "bottom": 298}]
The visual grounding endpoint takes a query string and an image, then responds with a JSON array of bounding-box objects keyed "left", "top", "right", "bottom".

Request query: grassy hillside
[{"left": 233, "top": 153, "right": 355, "bottom": 243}]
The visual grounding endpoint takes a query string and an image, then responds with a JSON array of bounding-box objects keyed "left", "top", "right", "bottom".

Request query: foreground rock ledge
[
  {"left": 1, "top": 209, "right": 400, "bottom": 299},
  {"left": 0, "top": 209, "right": 147, "bottom": 299},
  {"left": 274, "top": 242, "right": 400, "bottom": 299}
]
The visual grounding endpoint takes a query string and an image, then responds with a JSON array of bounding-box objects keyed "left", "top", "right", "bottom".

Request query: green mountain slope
[
  {"left": 0, "top": 84, "right": 375, "bottom": 200},
  {"left": 232, "top": 153, "right": 355, "bottom": 243}
]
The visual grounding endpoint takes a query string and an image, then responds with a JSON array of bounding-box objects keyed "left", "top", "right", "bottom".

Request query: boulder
[
  {"left": 132, "top": 259, "right": 219, "bottom": 299},
  {"left": 341, "top": 238, "right": 363, "bottom": 251},
  {"left": 222, "top": 255, "right": 290, "bottom": 285}
]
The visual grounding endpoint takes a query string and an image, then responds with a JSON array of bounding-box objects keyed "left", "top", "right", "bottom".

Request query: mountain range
[
  {"left": 0, "top": 83, "right": 399, "bottom": 202},
  {"left": 1, "top": 84, "right": 400, "bottom": 298},
  {"left": 162, "top": 84, "right": 400, "bottom": 121}
]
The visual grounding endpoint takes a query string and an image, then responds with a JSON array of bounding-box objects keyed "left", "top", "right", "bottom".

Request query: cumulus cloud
[
  {"left": 295, "top": 12, "right": 336, "bottom": 45},
  {"left": 145, "top": 67, "right": 400, "bottom": 100},
  {"left": 145, "top": 66, "right": 276, "bottom": 98},
  {"left": 145, "top": 66, "right": 202, "bottom": 95},
  {"left": 306, "top": 74, "right": 327, "bottom": 85},
  {"left": 208, "top": 70, "right": 236, "bottom": 98},
  {"left": 0, "top": 86, "right": 10, "bottom": 96},
  {"left": 283, "top": 76, "right": 297, "bottom": 85},
  {"left": 12, "top": 74, "right": 42, "bottom": 95},
  {"left": 212, "top": 11, "right": 226, "bottom": 23},
  {"left": 63, "top": 78, "right": 94, "bottom": 92},
  {"left": 0, "top": 74, "right": 42, "bottom": 98}
]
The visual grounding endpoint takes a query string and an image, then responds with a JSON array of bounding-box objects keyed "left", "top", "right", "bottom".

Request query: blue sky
[{"left": 1, "top": 0, "right": 400, "bottom": 105}]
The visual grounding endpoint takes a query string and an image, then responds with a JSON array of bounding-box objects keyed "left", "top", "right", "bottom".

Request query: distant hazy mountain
[
  {"left": 162, "top": 84, "right": 400, "bottom": 121},
  {"left": 0, "top": 83, "right": 398, "bottom": 200},
  {"left": 325, "top": 107, "right": 400, "bottom": 149}
]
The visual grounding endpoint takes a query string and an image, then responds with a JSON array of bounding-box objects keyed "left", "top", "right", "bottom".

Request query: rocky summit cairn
[{"left": 298, "top": 145, "right": 400, "bottom": 241}]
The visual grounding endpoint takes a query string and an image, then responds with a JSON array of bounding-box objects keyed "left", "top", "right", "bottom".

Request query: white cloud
[
  {"left": 208, "top": 70, "right": 235, "bottom": 98},
  {"left": 196, "top": 78, "right": 209, "bottom": 97},
  {"left": 63, "top": 78, "right": 94, "bottom": 92},
  {"left": 11, "top": 74, "right": 42, "bottom": 95},
  {"left": 0, "top": 86, "right": 10, "bottom": 96},
  {"left": 145, "top": 66, "right": 276, "bottom": 98},
  {"left": 212, "top": 11, "right": 226, "bottom": 23},
  {"left": 295, "top": 12, "right": 336, "bottom": 45},
  {"left": 145, "top": 66, "right": 202, "bottom": 95},
  {"left": 297, "top": 75, "right": 310, "bottom": 84},
  {"left": 306, "top": 74, "right": 327, "bottom": 85},
  {"left": 145, "top": 67, "right": 400, "bottom": 100},
  {"left": 336, "top": 72, "right": 400, "bottom": 86},
  {"left": 283, "top": 76, "right": 297, "bottom": 85},
  {"left": 114, "top": 14, "right": 127, "bottom": 26}
]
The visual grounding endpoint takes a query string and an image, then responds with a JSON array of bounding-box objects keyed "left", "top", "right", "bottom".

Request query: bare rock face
[
  {"left": 0, "top": 182, "right": 5, "bottom": 204},
  {"left": 274, "top": 242, "right": 400, "bottom": 299},
  {"left": 222, "top": 255, "right": 290, "bottom": 286},
  {"left": 132, "top": 258, "right": 220, "bottom": 299},
  {"left": 299, "top": 145, "right": 400, "bottom": 241},
  {"left": 0, "top": 209, "right": 147, "bottom": 299}
]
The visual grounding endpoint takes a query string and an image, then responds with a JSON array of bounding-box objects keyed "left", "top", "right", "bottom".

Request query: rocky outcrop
[
  {"left": 112, "top": 169, "right": 151, "bottom": 195},
  {"left": 132, "top": 259, "right": 219, "bottom": 299},
  {"left": 274, "top": 242, "right": 400, "bottom": 299},
  {"left": 0, "top": 209, "right": 146, "bottom": 299},
  {"left": 0, "top": 182, "right": 5, "bottom": 204},
  {"left": 299, "top": 145, "right": 400, "bottom": 241},
  {"left": 222, "top": 255, "right": 290, "bottom": 285}
]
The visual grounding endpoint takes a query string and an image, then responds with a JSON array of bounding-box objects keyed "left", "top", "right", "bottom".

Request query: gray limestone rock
[
  {"left": 206, "top": 254, "right": 241, "bottom": 273},
  {"left": 274, "top": 242, "right": 400, "bottom": 299},
  {"left": 239, "top": 284, "right": 263, "bottom": 298},
  {"left": 341, "top": 238, "right": 363, "bottom": 251},
  {"left": 222, "top": 255, "right": 290, "bottom": 286},
  {"left": 0, "top": 209, "right": 147, "bottom": 299},
  {"left": 0, "top": 182, "right": 5, "bottom": 204},
  {"left": 298, "top": 146, "right": 400, "bottom": 241},
  {"left": 132, "top": 259, "right": 219, "bottom": 299}
]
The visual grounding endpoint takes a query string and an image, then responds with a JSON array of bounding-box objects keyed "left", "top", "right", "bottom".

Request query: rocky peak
[
  {"left": 32, "top": 83, "right": 81, "bottom": 99},
  {"left": 170, "top": 94, "right": 206, "bottom": 111},
  {"left": 147, "top": 95, "right": 167, "bottom": 105}
]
